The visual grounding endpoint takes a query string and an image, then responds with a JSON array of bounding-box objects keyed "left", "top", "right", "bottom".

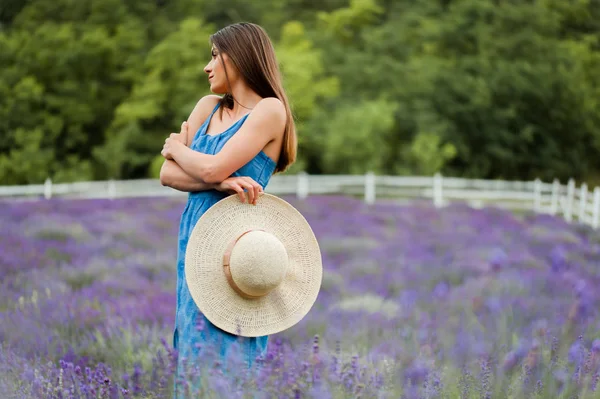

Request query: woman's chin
[{"left": 209, "top": 83, "right": 226, "bottom": 95}]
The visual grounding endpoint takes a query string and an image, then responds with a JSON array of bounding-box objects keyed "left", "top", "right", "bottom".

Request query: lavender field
[{"left": 1, "top": 194, "right": 600, "bottom": 398}]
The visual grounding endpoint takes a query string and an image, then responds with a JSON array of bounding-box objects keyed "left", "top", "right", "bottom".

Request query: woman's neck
[{"left": 227, "top": 81, "right": 262, "bottom": 117}]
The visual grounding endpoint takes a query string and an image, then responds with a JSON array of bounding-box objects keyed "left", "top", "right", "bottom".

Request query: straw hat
[{"left": 184, "top": 192, "right": 323, "bottom": 337}]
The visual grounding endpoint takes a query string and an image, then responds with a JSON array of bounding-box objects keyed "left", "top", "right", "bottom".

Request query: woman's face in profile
[{"left": 204, "top": 45, "right": 235, "bottom": 94}]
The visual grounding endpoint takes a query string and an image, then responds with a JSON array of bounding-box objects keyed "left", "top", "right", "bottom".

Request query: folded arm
[
  {"left": 169, "top": 97, "right": 285, "bottom": 184},
  {"left": 159, "top": 160, "right": 216, "bottom": 192},
  {"left": 159, "top": 95, "right": 221, "bottom": 192}
]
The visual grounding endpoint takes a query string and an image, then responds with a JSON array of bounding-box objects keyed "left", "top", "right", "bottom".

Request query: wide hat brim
[{"left": 185, "top": 192, "right": 323, "bottom": 337}]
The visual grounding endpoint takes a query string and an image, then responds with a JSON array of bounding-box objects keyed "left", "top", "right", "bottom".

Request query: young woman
[{"left": 159, "top": 22, "right": 296, "bottom": 395}]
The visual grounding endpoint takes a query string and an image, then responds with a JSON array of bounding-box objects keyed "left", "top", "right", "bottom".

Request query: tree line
[{"left": 2, "top": 0, "right": 600, "bottom": 185}]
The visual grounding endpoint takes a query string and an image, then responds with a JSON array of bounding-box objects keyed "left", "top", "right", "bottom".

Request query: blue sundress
[{"left": 172, "top": 102, "right": 275, "bottom": 397}]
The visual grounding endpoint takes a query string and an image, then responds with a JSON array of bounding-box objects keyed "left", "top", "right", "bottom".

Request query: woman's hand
[
  {"left": 173, "top": 121, "right": 189, "bottom": 145},
  {"left": 215, "top": 176, "right": 263, "bottom": 205},
  {"left": 162, "top": 122, "right": 189, "bottom": 159},
  {"left": 162, "top": 133, "right": 186, "bottom": 160}
]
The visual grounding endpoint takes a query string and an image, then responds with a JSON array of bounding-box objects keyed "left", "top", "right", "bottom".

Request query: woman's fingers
[
  {"left": 228, "top": 182, "right": 246, "bottom": 203},
  {"left": 242, "top": 177, "right": 262, "bottom": 204},
  {"left": 236, "top": 177, "right": 258, "bottom": 204},
  {"left": 223, "top": 177, "right": 263, "bottom": 204},
  {"left": 181, "top": 121, "right": 188, "bottom": 141},
  {"left": 241, "top": 180, "right": 256, "bottom": 204},
  {"left": 232, "top": 180, "right": 255, "bottom": 203}
]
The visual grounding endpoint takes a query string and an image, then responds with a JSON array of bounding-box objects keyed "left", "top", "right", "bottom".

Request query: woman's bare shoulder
[
  {"left": 252, "top": 97, "right": 286, "bottom": 129},
  {"left": 193, "top": 95, "right": 222, "bottom": 121}
]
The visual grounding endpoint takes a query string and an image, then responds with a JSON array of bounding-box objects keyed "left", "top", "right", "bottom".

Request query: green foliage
[
  {"left": 403, "top": 132, "right": 457, "bottom": 176},
  {"left": 403, "top": 0, "right": 600, "bottom": 180},
  {"left": 276, "top": 21, "right": 340, "bottom": 122},
  {"left": 1, "top": 0, "right": 600, "bottom": 183},
  {"left": 275, "top": 21, "right": 340, "bottom": 173},
  {"left": 322, "top": 98, "right": 398, "bottom": 174},
  {"left": 93, "top": 17, "right": 215, "bottom": 179},
  {"left": 316, "top": 0, "right": 384, "bottom": 44}
]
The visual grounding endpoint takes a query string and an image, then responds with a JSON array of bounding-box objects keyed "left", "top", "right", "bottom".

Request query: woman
[{"left": 159, "top": 22, "right": 296, "bottom": 395}]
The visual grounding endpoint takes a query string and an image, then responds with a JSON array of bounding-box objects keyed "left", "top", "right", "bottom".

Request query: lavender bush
[{"left": 1, "top": 195, "right": 600, "bottom": 398}]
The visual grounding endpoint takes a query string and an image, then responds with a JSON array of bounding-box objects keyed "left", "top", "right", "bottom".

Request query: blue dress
[{"left": 172, "top": 102, "right": 275, "bottom": 396}]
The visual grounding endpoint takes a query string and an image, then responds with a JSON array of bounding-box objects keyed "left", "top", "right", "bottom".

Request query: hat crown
[{"left": 229, "top": 230, "right": 288, "bottom": 297}]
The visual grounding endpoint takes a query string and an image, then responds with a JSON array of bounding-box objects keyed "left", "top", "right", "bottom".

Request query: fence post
[
  {"left": 533, "top": 178, "right": 542, "bottom": 213},
  {"left": 550, "top": 179, "right": 560, "bottom": 215},
  {"left": 564, "top": 178, "right": 575, "bottom": 222},
  {"left": 108, "top": 179, "right": 116, "bottom": 200},
  {"left": 44, "top": 178, "right": 52, "bottom": 200},
  {"left": 433, "top": 173, "right": 443, "bottom": 208},
  {"left": 593, "top": 187, "right": 600, "bottom": 229},
  {"left": 364, "top": 171, "right": 376, "bottom": 205},
  {"left": 578, "top": 183, "right": 588, "bottom": 223},
  {"left": 296, "top": 171, "right": 309, "bottom": 200}
]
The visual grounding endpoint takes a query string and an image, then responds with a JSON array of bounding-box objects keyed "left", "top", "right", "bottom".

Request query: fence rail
[{"left": 1, "top": 173, "right": 598, "bottom": 229}]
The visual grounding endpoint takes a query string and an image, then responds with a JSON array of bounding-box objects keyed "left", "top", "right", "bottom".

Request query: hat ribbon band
[{"left": 222, "top": 229, "right": 267, "bottom": 299}]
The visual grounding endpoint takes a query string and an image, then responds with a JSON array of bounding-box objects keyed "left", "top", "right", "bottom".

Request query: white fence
[{"left": 1, "top": 172, "right": 599, "bottom": 229}]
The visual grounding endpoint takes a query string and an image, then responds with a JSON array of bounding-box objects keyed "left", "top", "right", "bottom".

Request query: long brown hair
[{"left": 210, "top": 22, "right": 296, "bottom": 174}]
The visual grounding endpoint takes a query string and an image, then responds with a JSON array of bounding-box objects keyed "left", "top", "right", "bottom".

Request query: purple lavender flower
[
  {"left": 489, "top": 247, "right": 508, "bottom": 271},
  {"left": 549, "top": 246, "right": 568, "bottom": 272},
  {"left": 568, "top": 340, "right": 584, "bottom": 365},
  {"left": 432, "top": 281, "right": 449, "bottom": 298},
  {"left": 2, "top": 194, "right": 600, "bottom": 397}
]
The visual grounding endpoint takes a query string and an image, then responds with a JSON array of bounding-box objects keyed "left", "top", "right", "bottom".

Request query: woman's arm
[
  {"left": 165, "top": 98, "right": 286, "bottom": 184},
  {"left": 159, "top": 95, "right": 221, "bottom": 191},
  {"left": 159, "top": 160, "right": 216, "bottom": 192},
  {"left": 160, "top": 159, "right": 263, "bottom": 203}
]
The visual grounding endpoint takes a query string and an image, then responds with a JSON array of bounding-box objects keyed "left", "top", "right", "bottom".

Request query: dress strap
[
  {"left": 209, "top": 101, "right": 220, "bottom": 116},
  {"left": 199, "top": 102, "right": 221, "bottom": 135}
]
